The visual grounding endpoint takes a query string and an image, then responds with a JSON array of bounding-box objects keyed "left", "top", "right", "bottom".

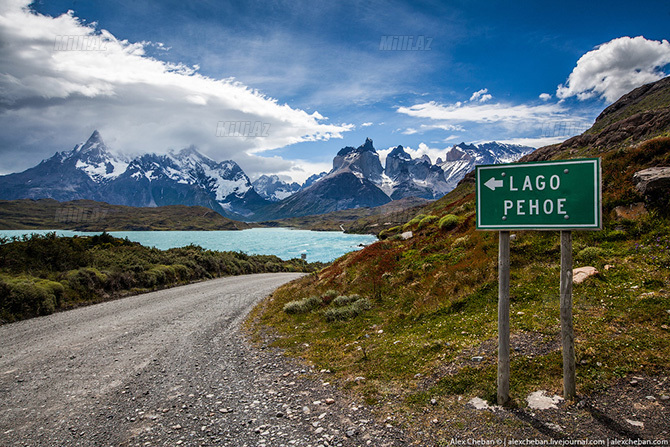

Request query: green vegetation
[
  {"left": 248, "top": 133, "right": 670, "bottom": 419},
  {"left": 281, "top": 290, "right": 373, "bottom": 323},
  {"left": 438, "top": 214, "right": 459, "bottom": 231},
  {"left": 0, "top": 199, "right": 249, "bottom": 231},
  {"left": 0, "top": 232, "right": 319, "bottom": 323}
]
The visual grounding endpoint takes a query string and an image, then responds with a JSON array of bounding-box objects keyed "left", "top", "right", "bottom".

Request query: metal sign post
[{"left": 476, "top": 159, "right": 601, "bottom": 403}]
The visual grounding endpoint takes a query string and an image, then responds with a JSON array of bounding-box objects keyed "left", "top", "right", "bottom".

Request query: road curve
[{"left": 1, "top": 273, "right": 306, "bottom": 445}]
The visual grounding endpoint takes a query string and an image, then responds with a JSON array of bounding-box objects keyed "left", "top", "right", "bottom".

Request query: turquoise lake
[{"left": 0, "top": 228, "right": 377, "bottom": 263}]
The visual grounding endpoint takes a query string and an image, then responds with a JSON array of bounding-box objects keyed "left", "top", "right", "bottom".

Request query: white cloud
[
  {"left": 556, "top": 36, "right": 670, "bottom": 103},
  {"left": 377, "top": 142, "right": 450, "bottom": 166},
  {"left": 470, "top": 88, "right": 492, "bottom": 103},
  {"left": 539, "top": 93, "right": 552, "bottom": 101},
  {"left": 397, "top": 100, "right": 567, "bottom": 124},
  {"left": 0, "top": 1, "right": 352, "bottom": 180},
  {"left": 361, "top": 122, "right": 373, "bottom": 127}
]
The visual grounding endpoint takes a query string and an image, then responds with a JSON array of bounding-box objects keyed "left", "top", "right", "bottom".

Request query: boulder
[
  {"left": 613, "top": 202, "right": 647, "bottom": 220},
  {"left": 633, "top": 167, "right": 670, "bottom": 204}
]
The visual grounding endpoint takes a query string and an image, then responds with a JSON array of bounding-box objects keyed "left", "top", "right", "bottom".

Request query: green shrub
[
  {"left": 439, "top": 214, "right": 459, "bottom": 231},
  {"left": 324, "top": 297, "right": 371, "bottom": 322},
  {"left": 576, "top": 246, "right": 605, "bottom": 264},
  {"left": 0, "top": 278, "right": 62, "bottom": 318},
  {"left": 379, "top": 226, "right": 403, "bottom": 240},
  {"left": 332, "top": 294, "right": 360, "bottom": 307},
  {"left": 283, "top": 295, "right": 322, "bottom": 314},
  {"left": 403, "top": 214, "right": 428, "bottom": 230},
  {"left": 418, "top": 215, "right": 439, "bottom": 230}
]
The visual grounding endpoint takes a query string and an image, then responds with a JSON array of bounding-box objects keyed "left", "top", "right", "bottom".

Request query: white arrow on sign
[{"left": 484, "top": 177, "right": 504, "bottom": 191}]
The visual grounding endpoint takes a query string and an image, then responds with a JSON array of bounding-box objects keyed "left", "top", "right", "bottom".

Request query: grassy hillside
[
  {"left": 0, "top": 232, "right": 317, "bottom": 323},
  {"left": 248, "top": 79, "right": 670, "bottom": 440},
  {"left": 0, "top": 199, "right": 250, "bottom": 231}
]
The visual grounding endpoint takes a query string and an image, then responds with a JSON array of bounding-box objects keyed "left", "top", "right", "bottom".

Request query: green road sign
[{"left": 476, "top": 158, "right": 601, "bottom": 230}]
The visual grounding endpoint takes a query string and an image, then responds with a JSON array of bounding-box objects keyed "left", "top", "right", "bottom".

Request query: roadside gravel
[{"left": 0, "top": 273, "right": 405, "bottom": 446}]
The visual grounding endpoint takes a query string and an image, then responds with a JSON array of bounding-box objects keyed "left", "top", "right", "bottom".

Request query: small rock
[
  {"left": 516, "top": 311, "right": 525, "bottom": 316},
  {"left": 430, "top": 398, "right": 437, "bottom": 405},
  {"left": 645, "top": 396, "right": 656, "bottom": 401},
  {"left": 471, "top": 356, "right": 483, "bottom": 362},
  {"left": 325, "top": 398, "right": 335, "bottom": 405},
  {"left": 630, "top": 380, "right": 639, "bottom": 386},
  {"left": 527, "top": 390, "right": 563, "bottom": 410},
  {"left": 625, "top": 419, "right": 644, "bottom": 429},
  {"left": 659, "top": 395, "right": 669, "bottom": 401},
  {"left": 315, "top": 427, "right": 324, "bottom": 434},
  {"left": 171, "top": 424, "right": 182, "bottom": 430}
]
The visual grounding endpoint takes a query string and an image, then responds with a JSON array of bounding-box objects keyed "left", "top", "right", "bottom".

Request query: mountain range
[{"left": 0, "top": 132, "right": 533, "bottom": 221}]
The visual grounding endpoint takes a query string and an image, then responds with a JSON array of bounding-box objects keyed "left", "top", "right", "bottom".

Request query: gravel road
[{"left": 0, "top": 273, "right": 405, "bottom": 447}]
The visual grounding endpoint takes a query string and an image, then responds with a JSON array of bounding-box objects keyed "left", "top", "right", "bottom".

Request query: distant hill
[
  {"left": 257, "top": 196, "right": 430, "bottom": 232},
  {"left": 250, "top": 76, "right": 670, "bottom": 441},
  {"left": 0, "top": 199, "right": 250, "bottom": 231}
]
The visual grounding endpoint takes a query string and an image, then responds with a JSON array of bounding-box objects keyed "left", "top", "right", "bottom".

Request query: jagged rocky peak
[
  {"left": 443, "top": 145, "right": 471, "bottom": 162},
  {"left": 388, "top": 145, "right": 411, "bottom": 160},
  {"left": 336, "top": 137, "right": 377, "bottom": 157},
  {"left": 332, "top": 138, "right": 383, "bottom": 181}
]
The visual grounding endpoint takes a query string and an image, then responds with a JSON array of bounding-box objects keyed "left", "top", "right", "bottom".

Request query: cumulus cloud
[
  {"left": 0, "top": 1, "right": 352, "bottom": 179},
  {"left": 556, "top": 36, "right": 670, "bottom": 103},
  {"left": 539, "top": 93, "right": 552, "bottom": 101},
  {"left": 361, "top": 122, "right": 373, "bottom": 127},
  {"left": 470, "top": 88, "right": 492, "bottom": 103}
]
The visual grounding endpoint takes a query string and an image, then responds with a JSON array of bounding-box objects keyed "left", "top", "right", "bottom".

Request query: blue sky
[{"left": 1, "top": 0, "right": 670, "bottom": 182}]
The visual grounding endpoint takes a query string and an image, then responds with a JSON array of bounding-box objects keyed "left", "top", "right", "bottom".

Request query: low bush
[
  {"left": 332, "top": 294, "right": 360, "bottom": 307},
  {"left": 439, "top": 214, "right": 459, "bottom": 231},
  {"left": 324, "top": 297, "right": 371, "bottom": 322},
  {"left": 576, "top": 246, "right": 605, "bottom": 264},
  {"left": 283, "top": 296, "right": 322, "bottom": 314}
]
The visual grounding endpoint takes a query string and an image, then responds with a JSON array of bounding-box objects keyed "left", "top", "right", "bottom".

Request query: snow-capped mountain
[
  {"left": 70, "top": 130, "right": 129, "bottom": 182},
  {"left": 436, "top": 142, "right": 534, "bottom": 191},
  {"left": 251, "top": 175, "right": 301, "bottom": 202},
  {"left": 0, "top": 131, "right": 268, "bottom": 219}
]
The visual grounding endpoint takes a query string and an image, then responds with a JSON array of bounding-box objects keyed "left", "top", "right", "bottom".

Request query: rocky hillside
[{"left": 249, "top": 76, "right": 670, "bottom": 441}]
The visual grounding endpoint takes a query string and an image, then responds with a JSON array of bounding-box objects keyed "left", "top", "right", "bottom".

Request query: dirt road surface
[{"left": 0, "top": 273, "right": 404, "bottom": 446}]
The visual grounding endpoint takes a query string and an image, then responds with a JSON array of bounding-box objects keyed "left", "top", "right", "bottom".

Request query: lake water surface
[{"left": 0, "top": 228, "right": 377, "bottom": 263}]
